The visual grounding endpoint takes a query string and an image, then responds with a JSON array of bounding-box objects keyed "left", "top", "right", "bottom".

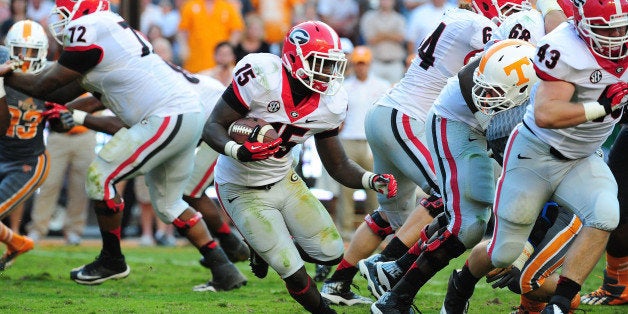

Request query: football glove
[
  {"left": 486, "top": 265, "right": 521, "bottom": 293},
  {"left": 363, "top": 172, "right": 398, "bottom": 199},
  {"left": 43, "top": 101, "right": 75, "bottom": 132},
  {"left": 225, "top": 125, "right": 282, "bottom": 162},
  {"left": 599, "top": 82, "right": 628, "bottom": 114}
]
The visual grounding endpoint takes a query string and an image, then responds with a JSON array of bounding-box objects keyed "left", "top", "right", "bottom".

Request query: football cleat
[
  {"left": 371, "top": 290, "right": 415, "bottom": 314},
  {"left": 358, "top": 254, "right": 388, "bottom": 299},
  {"left": 581, "top": 270, "right": 628, "bottom": 305},
  {"left": 440, "top": 270, "right": 470, "bottom": 314},
  {"left": 376, "top": 260, "right": 405, "bottom": 294},
  {"left": 194, "top": 262, "right": 247, "bottom": 292},
  {"left": 314, "top": 264, "right": 332, "bottom": 282},
  {"left": 218, "top": 232, "right": 250, "bottom": 263},
  {"left": 320, "top": 279, "right": 373, "bottom": 306},
  {"left": 70, "top": 252, "right": 130, "bottom": 285},
  {"left": 249, "top": 246, "right": 269, "bottom": 279},
  {"left": 0, "top": 235, "right": 34, "bottom": 270},
  {"left": 540, "top": 304, "right": 564, "bottom": 314}
]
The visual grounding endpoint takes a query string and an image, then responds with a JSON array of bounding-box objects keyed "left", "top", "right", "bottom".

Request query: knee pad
[
  {"left": 418, "top": 227, "right": 467, "bottom": 271},
  {"left": 294, "top": 240, "right": 343, "bottom": 266},
  {"left": 173, "top": 212, "right": 203, "bottom": 236},
  {"left": 420, "top": 194, "right": 444, "bottom": 218},
  {"left": 365, "top": 211, "right": 394, "bottom": 239},
  {"left": 528, "top": 201, "right": 559, "bottom": 246},
  {"left": 94, "top": 198, "right": 125, "bottom": 216},
  {"left": 421, "top": 212, "right": 449, "bottom": 243}
]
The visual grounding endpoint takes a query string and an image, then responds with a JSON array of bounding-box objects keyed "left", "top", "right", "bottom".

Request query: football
[{"left": 228, "top": 117, "right": 279, "bottom": 144}]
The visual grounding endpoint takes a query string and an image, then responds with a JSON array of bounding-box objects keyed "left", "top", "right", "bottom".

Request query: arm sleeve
[{"left": 58, "top": 48, "right": 103, "bottom": 74}]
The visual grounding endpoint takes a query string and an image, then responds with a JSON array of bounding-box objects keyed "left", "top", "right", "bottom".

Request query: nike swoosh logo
[
  {"left": 468, "top": 137, "right": 477, "bottom": 142},
  {"left": 76, "top": 273, "right": 104, "bottom": 280},
  {"left": 227, "top": 196, "right": 240, "bottom": 203},
  {"left": 517, "top": 154, "right": 531, "bottom": 160},
  {"left": 305, "top": 118, "right": 317, "bottom": 123}
]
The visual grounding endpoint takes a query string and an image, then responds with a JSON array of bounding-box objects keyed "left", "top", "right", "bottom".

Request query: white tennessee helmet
[
  {"left": 5, "top": 20, "right": 49, "bottom": 73},
  {"left": 472, "top": 39, "right": 538, "bottom": 115}
]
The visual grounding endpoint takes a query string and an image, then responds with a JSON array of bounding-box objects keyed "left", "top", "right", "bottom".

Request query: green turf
[{"left": 1, "top": 243, "right": 626, "bottom": 313}]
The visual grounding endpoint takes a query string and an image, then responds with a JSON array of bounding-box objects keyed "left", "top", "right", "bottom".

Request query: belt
[
  {"left": 377, "top": 59, "right": 399, "bottom": 64},
  {"left": 247, "top": 182, "right": 276, "bottom": 190},
  {"left": 522, "top": 121, "right": 571, "bottom": 161}
]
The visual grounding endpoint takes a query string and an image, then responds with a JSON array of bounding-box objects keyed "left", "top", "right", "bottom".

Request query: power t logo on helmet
[
  {"left": 281, "top": 21, "right": 347, "bottom": 96},
  {"left": 5, "top": 20, "right": 48, "bottom": 74},
  {"left": 472, "top": 39, "right": 538, "bottom": 115}
]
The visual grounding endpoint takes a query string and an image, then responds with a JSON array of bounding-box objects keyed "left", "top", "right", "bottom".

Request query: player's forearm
[
  {"left": 82, "top": 115, "right": 126, "bottom": 135},
  {"left": 202, "top": 120, "right": 232, "bottom": 154}
]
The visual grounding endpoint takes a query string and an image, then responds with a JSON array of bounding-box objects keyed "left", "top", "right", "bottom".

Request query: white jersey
[
  {"left": 493, "top": 9, "right": 546, "bottom": 45},
  {"left": 215, "top": 53, "right": 348, "bottom": 186},
  {"left": 432, "top": 75, "right": 488, "bottom": 132},
  {"left": 525, "top": 22, "right": 625, "bottom": 159},
  {"left": 378, "top": 8, "right": 496, "bottom": 121},
  {"left": 63, "top": 11, "right": 201, "bottom": 126},
  {"left": 194, "top": 74, "right": 226, "bottom": 120}
]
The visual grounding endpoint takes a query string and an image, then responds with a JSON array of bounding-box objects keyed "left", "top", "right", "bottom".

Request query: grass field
[{"left": 1, "top": 239, "right": 626, "bottom": 314}]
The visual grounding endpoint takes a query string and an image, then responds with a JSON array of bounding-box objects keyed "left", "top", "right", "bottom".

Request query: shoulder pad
[{"left": 236, "top": 53, "right": 283, "bottom": 92}]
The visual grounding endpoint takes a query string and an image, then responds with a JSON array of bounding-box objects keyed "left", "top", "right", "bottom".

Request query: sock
[
  {"left": 380, "top": 236, "right": 410, "bottom": 260},
  {"left": 0, "top": 223, "right": 15, "bottom": 245},
  {"left": 456, "top": 262, "right": 481, "bottom": 293},
  {"left": 519, "top": 294, "right": 546, "bottom": 312},
  {"left": 552, "top": 276, "right": 581, "bottom": 312},
  {"left": 215, "top": 222, "right": 232, "bottom": 235},
  {"left": 606, "top": 254, "right": 628, "bottom": 285},
  {"left": 328, "top": 259, "right": 357, "bottom": 282},
  {"left": 287, "top": 276, "right": 324, "bottom": 313},
  {"left": 199, "top": 240, "right": 230, "bottom": 269},
  {"left": 396, "top": 242, "right": 423, "bottom": 271},
  {"left": 101, "top": 227, "right": 122, "bottom": 257}
]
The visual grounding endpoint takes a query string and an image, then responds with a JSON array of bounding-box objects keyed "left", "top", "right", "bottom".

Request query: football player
[
  {"left": 441, "top": 0, "right": 628, "bottom": 313},
  {"left": 0, "top": 0, "right": 236, "bottom": 287},
  {"left": 202, "top": 20, "right": 398, "bottom": 314},
  {"left": 48, "top": 73, "right": 250, "bottom": 292},
  {"left": 373, "top": 38, "right": 539, "bottom": 313},
  {"left": 0, "top": 20, "right": 49, "bottom": 271},
  {"left": 320, "top": 0, "right": 499, "bottom": 306}
]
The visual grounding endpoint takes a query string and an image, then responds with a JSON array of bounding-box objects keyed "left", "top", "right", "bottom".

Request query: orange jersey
[
  {"left": 179, "top": 0, "right": 244, "bottom": 72},
  {"left": 252, "top": 0, "right": 304, "bottom": 44}
]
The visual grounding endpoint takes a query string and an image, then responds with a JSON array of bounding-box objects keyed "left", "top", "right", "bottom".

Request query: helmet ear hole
[{"left": 519, "top": 85, "right": 529, "bottom": 93}]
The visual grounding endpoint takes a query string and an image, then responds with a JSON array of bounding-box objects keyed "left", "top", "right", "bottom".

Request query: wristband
[
  {"left": 362, "top": 171, "right": 375, "bottom": 190},
  {"left": 71, "top": 109, "right": 87, "bottom": 125},
  {"left": 224, "top": 140, "right": 241, "bottom": 159},
  {"left": 513, "top": 241, "right": 534, "bottom": 269},
  {"left": 535, "top": 0, "right": 563, "bottom": 17},
  {"left": 583, "top": 101, "right": 607, "bottom": 121}
]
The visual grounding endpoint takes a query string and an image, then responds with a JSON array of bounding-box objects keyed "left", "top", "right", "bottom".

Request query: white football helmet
[
  {"left": 5, "top": 20, "right": 49, "bottom": 73},
  {"left": 472, "top": 39, "right": 538, "bottom": 115}
]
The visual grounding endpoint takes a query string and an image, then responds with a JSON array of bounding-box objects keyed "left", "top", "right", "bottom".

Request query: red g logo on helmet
[
  {"left": 288, "top": 28, "right": 310, "bottom": 46},
  {"left": 281, "top": 21, "right": 347, "bottom": 96}
]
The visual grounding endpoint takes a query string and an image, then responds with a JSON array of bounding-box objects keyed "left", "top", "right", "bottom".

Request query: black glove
[{"left": 486, "top": 265, "right": 522, "bottom": 294}]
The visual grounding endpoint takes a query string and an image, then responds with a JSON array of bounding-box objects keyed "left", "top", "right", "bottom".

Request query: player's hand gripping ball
[{"left": 228, "top": 117, "right": 279, "bottom": 144}]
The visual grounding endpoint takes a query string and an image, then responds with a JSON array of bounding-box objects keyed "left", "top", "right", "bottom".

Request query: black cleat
[{"left": 70, "top": 252, "right": 130, "bottom": 285}]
